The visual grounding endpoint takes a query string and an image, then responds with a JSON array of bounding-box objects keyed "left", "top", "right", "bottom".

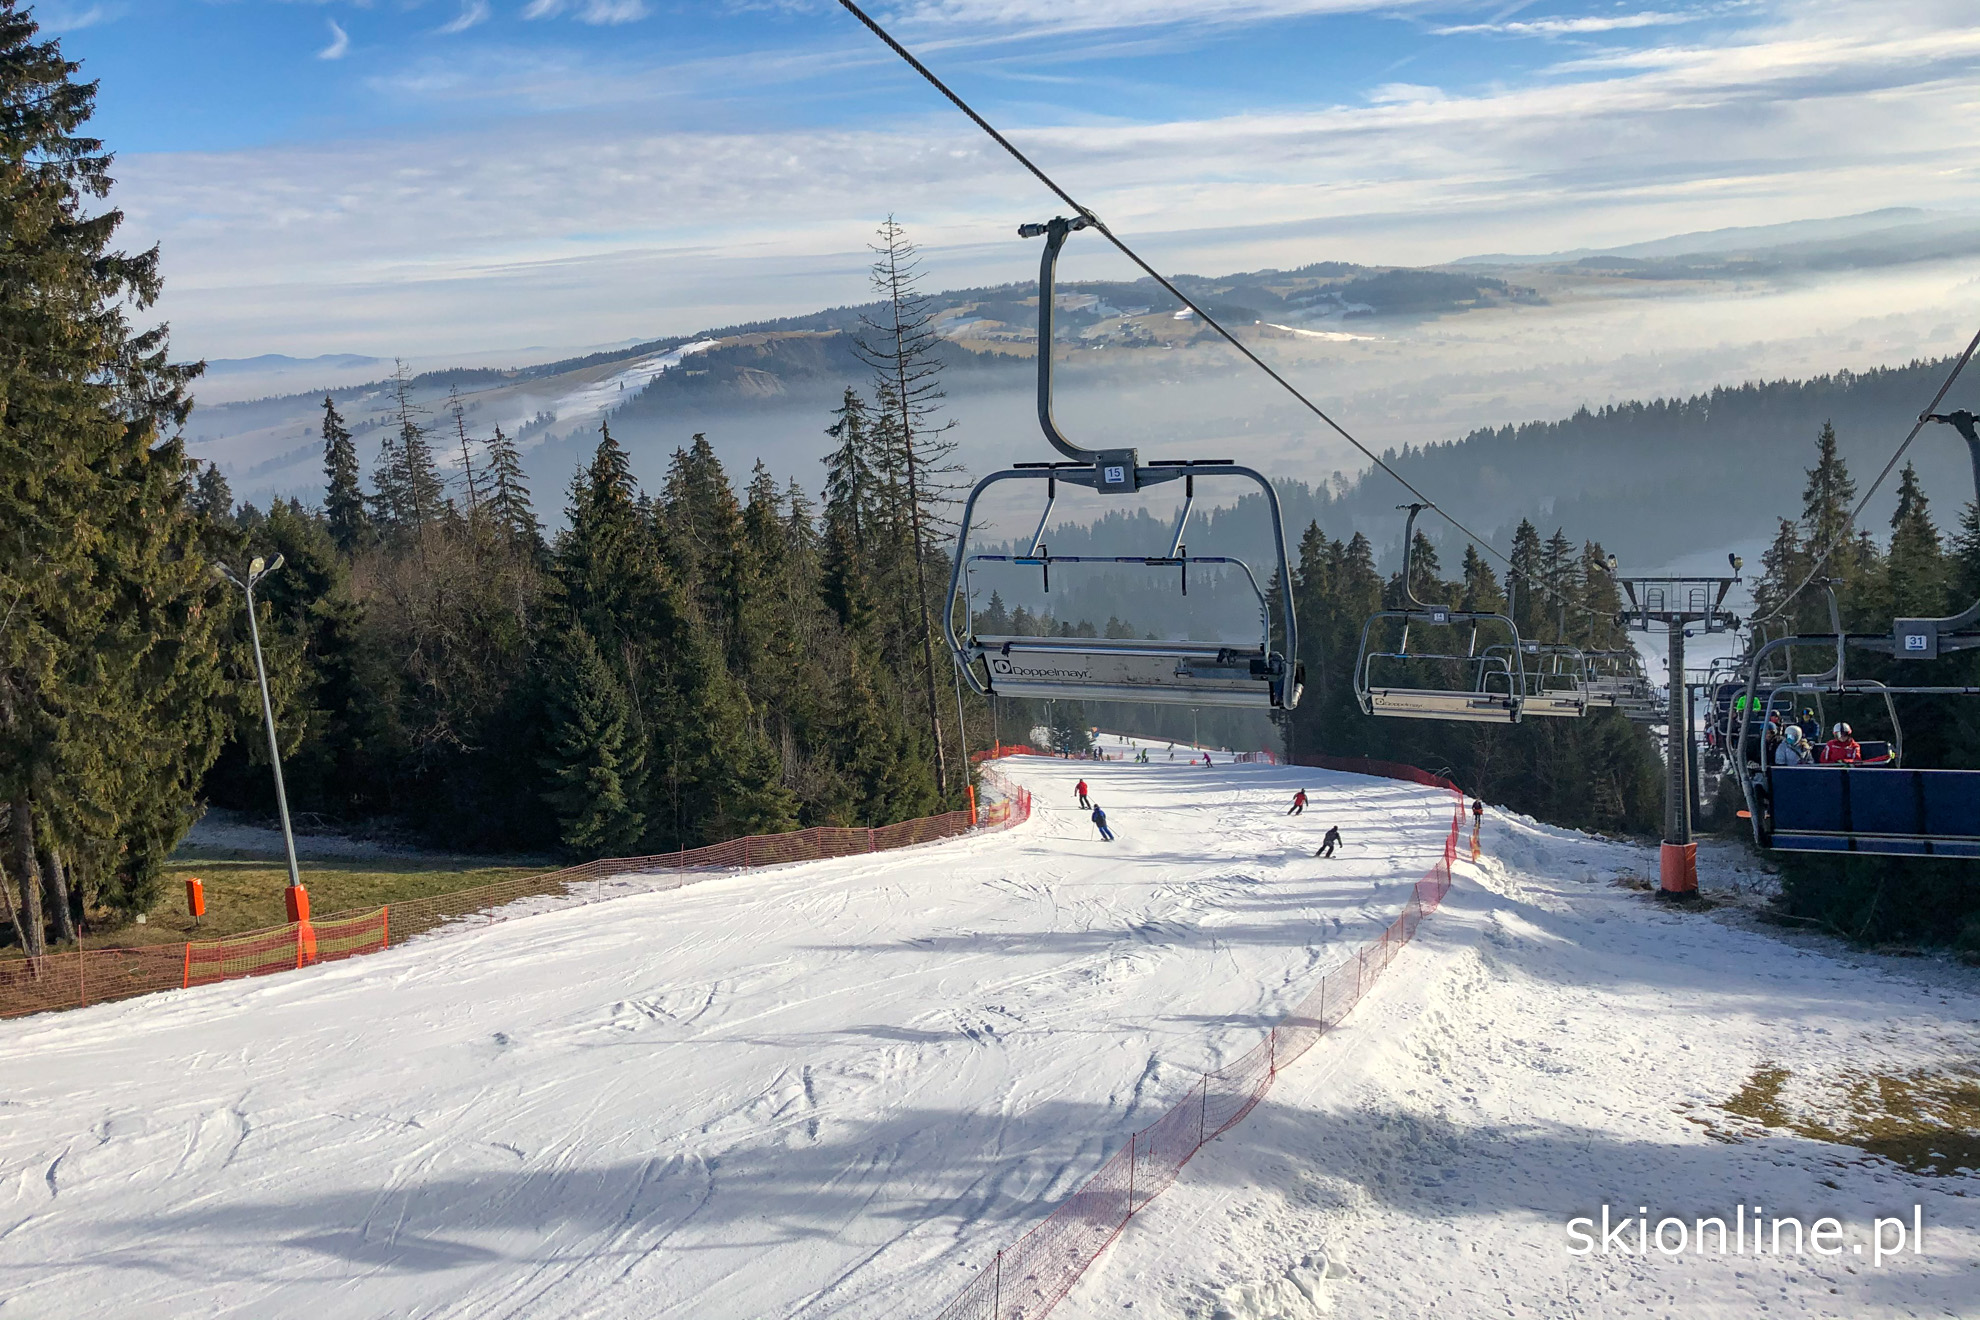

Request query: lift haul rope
[{"left": 833, "top": 0, "right": 1538, "bottom": 586}]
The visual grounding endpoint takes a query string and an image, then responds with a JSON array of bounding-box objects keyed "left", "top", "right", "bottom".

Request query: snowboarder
[
  {"left": 1287, "top": 790, "right": 1308, "bottom": 816},
  {"left": 1316, "top": 825, "right": 1342, "bottom": 858},
  {"left": 1092, "top": 804, "right": 1114, "bottom": 841},
  {"left": 1075, "top": 779, "right": 1091, "bottom": 809}
]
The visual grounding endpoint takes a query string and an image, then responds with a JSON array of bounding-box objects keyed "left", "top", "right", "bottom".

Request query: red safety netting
[
  {"left": 0, "top": 768, "right": 1035, "bottom": 1020},
  {"left": 932, "top": 762, "right": 1463, "bottom": 1320},
  {"left": 182, "top": 907, "right": 389, "bottom": 987}
]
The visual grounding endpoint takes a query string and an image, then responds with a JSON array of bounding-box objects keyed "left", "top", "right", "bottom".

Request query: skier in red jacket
[{"left": 1075, "top": 779, "right": 1091, "bottom": 809}]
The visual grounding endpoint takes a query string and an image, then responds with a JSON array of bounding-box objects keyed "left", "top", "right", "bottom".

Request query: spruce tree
[
  {"left": 540, "top": 627, "right": 645, "bottom": 856},
  {"left": 483, "top": 424, "right": 541, "bottom": 550},
  {"left": 1886, "top": 461, "right": 1949, "bottom": 618},
  {"left": 321, "top": 395, "right": 368, "bottom": 554},
  {"left": 194, "top": 462, "right": 233, "bottom": 523},
  {"left": 0, "top": 5, "right": 224, "bottom": 942},
  {"left": 1506, "top": 519, "right": 1543, "bottom": 633},
  {"left": 373, "top": 361, "right": 444, "bottom": 533},
  {"left": 1460, "top": 544, "right": 1504, "bottom": 614}
]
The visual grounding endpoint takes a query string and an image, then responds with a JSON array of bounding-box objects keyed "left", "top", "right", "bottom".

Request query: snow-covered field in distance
[{"left": 2, "top": 750, "right": 1975, "bottom": 1318}]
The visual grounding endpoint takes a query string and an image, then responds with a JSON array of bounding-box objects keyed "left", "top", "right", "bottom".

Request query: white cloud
[
  {"left": 112, "top": 0, "right": 1980, "bottom": 358},
  {"left": 1432, "top": 10, "right": 1708, "bottom": 38},
  {"left": 436, "top": 0, "right": 492, "bottom": 35},
  {"left": 38, "top": 2, "right": 122, "bottom": 31},
  {"left": 318, "top": 18, "right": 350, "bottom": 60},
  {"left": 524, "top": 0, "right": 652, "bottom": 22},
  {"left": 889, "top": 0, "right": 1415, "bottom": 30}
]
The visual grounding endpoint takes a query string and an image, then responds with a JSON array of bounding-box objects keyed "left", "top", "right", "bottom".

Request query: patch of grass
[
  {"left": 1705, "top": 1060, "right": 1980, "bottom": 1177},
  {"left": 40, "top": 858, "right": 548, "bottom": 955}
]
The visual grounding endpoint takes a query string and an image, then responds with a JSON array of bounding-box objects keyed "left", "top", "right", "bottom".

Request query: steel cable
[{"left": 835, "top": 0, "right": 1541, "bottom": 584}]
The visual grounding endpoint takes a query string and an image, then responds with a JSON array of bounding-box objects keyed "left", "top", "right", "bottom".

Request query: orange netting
[
  {"left": 0, "top": 769, "right": 1035, "bottom": 1020},
  {"left": 931, "top": 762, "right": 1463, "bottom": 1320}
]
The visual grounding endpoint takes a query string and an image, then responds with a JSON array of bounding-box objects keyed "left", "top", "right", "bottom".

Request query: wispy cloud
[
  {"left": 437, "top": 0, "right": 492, "bottom": 35},
  {"left": 37, "top": 2, "right": 121, "bottom": 31},
  {"left": 523, "top": 0, "right": 652, "bottom": 22},
  {"left": 1432, "top": 10, "right": 1708, "bottom": 38},
  {"left": 318, "top": 18, "right": 350, "bottom": 60}
]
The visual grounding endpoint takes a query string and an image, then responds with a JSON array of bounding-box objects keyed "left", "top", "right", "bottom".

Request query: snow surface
[{"left": 4, "top": 753, "right": 1976, "bottom": 1319}]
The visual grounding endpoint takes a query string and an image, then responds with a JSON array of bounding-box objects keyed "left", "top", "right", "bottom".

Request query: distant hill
[{"left": 204, "top": 353, "right": 387, "bottom": 376}]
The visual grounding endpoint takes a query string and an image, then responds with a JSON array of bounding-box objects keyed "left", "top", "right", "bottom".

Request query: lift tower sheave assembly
[{"left": 1616, "top": 575, "right": 1740, "bottom": 894}]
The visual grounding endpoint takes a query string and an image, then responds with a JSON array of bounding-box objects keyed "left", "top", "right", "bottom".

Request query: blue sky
[
  {"left": 39, "top": 1, "right": 1980, "bottom": 359},
  {"left": 61, "top": 2, "right": 1733, "bottom": 153}
]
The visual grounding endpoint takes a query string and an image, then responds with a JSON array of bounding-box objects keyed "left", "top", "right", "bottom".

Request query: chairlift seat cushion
[
  {"left": 972, "top": 635, "right": 1282, "bottom": 708},
  {"left": 1365, "top": 688, "right": 1520, "bottom": 723}
]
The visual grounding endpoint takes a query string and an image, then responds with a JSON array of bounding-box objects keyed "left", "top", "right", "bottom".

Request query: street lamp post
[{"left": 213, "top": 555, "right": 308, "bottom": 922}]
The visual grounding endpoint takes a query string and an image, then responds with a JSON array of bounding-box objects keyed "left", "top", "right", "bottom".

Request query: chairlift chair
[
  {"left": 1353, "top": 505, "right": 1526, "bottom": 723},
  {"left": 944, "top": 217, "right": 1304, "bottom": 711},
  {"left": 1582, "top": 648, "right": 1660, "bottom": 721},
  {"left": 1735, "top": 410, "right": 1980, "bottom": 858},
  {"left": 1487, "top": 641, "right": 1591, "bottom": 718}
]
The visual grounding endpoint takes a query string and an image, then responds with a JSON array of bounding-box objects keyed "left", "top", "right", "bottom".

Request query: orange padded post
[
  {"left": 284, "top": 884, "right": 310, "bottom": 923},
  {"left": 1659, "top": 841, "right": 1698, "bottom": 894},
  {"left": 967, "top": 783, "right": 978, "bottom": 826},
  {"left": 184, "top": 876, "right": 206, "bottom": 920}
]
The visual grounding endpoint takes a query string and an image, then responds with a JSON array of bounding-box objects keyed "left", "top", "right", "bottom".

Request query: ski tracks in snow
[{"left": 0, "top": 754, "right": 1454, "bottom": 1319}]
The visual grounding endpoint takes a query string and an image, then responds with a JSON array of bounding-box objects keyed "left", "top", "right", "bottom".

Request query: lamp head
[
  {"left": 1729, "top": 552, "right": 1744, "bottom": 572},
  {"left": 248, "top": 555, "right": 266, "bottom": 575},
  {"left": 1604, "top": 553, "right": 1618, "bottom": 573}
]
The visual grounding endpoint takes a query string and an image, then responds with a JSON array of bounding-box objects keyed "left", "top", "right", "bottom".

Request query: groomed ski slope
[{"left": 0, "top": 751, "right": 1455, "bottom": 1320}]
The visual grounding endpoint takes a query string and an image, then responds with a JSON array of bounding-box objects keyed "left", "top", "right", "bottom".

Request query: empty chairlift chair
[
  {"left": 1354, "top": 505, "right": 1526, "bottom": 723},
  {"left": 944, "top": 216, "right": 1304, "bottom": 712}
]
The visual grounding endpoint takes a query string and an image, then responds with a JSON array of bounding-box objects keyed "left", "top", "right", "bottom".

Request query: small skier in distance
[
  {"left": 1092, "top": 803, "right": 1114, "bottom": 841},
  {"left": 1288, "top": 789, "right": 1308, "bottom": 816},
  {"left": 1316, "top": 825, "right": 1342, "bottom": 858},
  {"left": 1471, "top": 798, "right": 1484, "bottom": 827},
  {"left": 1075, "top": 778, "right": 1091, "bottom": 809}
]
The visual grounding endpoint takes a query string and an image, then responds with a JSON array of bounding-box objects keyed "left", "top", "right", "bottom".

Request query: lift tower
[{"left": 1615, "top": 575, "right": 1740, "bottom": 894}]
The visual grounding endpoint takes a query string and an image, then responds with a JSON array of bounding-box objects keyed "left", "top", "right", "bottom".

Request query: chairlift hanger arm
[{"left": 1025, "top": 216, "right": 1097, "bottom": 463}]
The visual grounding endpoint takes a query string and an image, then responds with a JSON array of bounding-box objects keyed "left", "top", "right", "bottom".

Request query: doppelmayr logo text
[{"left": 1567, "top": 1205, "right": 1926, "bottom": 1267}]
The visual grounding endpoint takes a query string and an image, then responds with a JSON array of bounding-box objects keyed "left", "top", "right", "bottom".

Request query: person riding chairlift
[
  {"left": 1823, "top": 722, "right": 1863, "bottom": 766},
  {"left": 1774, "top": 724, "right": 1808, "bottom": 766}
]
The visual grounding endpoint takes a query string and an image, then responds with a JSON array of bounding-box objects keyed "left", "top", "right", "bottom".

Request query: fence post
[
  {"left": 743, "top": 835, "right": 752, "bottom": 868},
  {"left": 1269, "top": 1028, "right": 1277, "bottom": 1079},
  {"left": 867, "top": 827, "right": 875, "bottom": 853},
  {"left": 182, "top": 942, "right": 192, "bottom": 990},
  {"left": 1127, "top": 1131, "right": 1136, "bottom": 1217},
  {"left": 994, "top": 1248, "right": 1002, "bottom": 1317},
  {"left": 1199, "top": 1075, "right": 1208, "bottom": 1147},
  {"left": 78, "top": 950, "right": 86, "bottom": 1008}
]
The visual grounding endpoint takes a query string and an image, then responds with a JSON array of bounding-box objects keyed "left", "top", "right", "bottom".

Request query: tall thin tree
[
  {"left": 855, "top": 217, "right": 961, "bottom": 797},
  {"left": 321, "top": 395, "right": 369, "bottom": 554}
]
